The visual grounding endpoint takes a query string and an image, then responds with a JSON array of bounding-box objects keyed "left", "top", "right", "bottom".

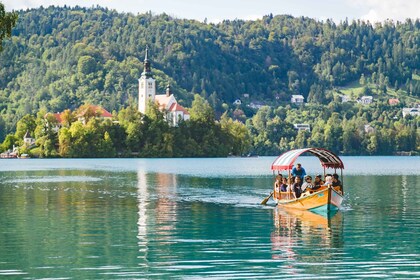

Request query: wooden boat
[{"left": 271, "top": 148, "right": 345, "bottom": 213}]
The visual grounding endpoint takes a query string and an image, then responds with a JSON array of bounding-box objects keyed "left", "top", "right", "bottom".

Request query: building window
[
  {"left": 148, "top": 82, "right": 153, "bottom": 89},
  {"left": 141, "top": 82, "right": 144, "bottom": 89}
]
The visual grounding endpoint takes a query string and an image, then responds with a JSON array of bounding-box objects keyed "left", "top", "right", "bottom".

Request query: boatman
[{"left": 291, "top": 163, "right": 306, "bottom": 181}]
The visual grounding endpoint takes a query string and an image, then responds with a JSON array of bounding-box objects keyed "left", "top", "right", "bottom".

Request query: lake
[{"left": 0, "top": 157, "right": 419, "bottom": 279}]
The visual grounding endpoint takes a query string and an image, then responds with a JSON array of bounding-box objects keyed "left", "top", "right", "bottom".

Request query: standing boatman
[{"left": 291, "top": 163, "right": 306, "bottom": 180}]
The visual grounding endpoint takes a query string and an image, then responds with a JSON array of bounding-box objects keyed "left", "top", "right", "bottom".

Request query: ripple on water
[{"left": 4, "top": 176, "right": 102, "bottom": 183}]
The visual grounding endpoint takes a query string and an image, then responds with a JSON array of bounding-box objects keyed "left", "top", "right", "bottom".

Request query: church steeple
[
  {"left": 142, "top": 47, "right": 152, "bottom": 78},
  {"left": 138, "top": 46, "right": 156, "bottom": 114}
]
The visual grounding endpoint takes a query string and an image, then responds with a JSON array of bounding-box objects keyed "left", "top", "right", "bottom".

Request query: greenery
[
  {"left": 0, "top": 6, "right": 419, "bottom": 157},
  {"left": 0, "top": 2, "right": 17, "bottom": 51}
]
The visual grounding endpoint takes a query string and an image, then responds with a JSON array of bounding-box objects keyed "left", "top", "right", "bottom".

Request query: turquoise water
[{"left": 0, "top": 157, "right": 419, "bottom": 279}]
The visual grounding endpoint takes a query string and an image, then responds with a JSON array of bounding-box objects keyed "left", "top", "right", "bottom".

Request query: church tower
[{"left": 138, "top": 47, "right": 156, "bottom": 114}]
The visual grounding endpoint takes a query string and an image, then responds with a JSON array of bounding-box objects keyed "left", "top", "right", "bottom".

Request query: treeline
[
  {"left": 1, "top": 95, "right": 418, "bottom": 157},
  {"left": 0, "top": 6, "right": 420, "bottom": 134},
  {"left": 245, "top": 102, "right": 418, "bottom": 155},
  {"left": 0, "top": 95, "right": 251, "bottom": 157}
]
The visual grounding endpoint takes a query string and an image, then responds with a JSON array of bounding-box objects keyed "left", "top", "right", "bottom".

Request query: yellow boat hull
[{"left": 274, "top": 186, "right": 343, "bottom": 212}]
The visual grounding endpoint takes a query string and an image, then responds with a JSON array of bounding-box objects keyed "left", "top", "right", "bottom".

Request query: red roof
[
  {"left": 168, "top": 102, "right": 189, "bottom": 115},
  {"left": 271, "top": 148, "right": 344, "bottom": 171},
  {"left": 388, "top": 99, "right": 399, "bottom": 105}
]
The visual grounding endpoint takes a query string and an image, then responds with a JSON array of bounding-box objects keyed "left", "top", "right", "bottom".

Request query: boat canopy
[{"left": 271, "top": 148, "right": 344, "bottom": 171}]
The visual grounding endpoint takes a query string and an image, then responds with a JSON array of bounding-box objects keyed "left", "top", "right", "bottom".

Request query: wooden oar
[{"left": 261, "top": 191, "right": 273, "bottom": 205}]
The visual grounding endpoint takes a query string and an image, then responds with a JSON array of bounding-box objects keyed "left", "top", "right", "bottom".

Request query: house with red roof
[
  {"left": 138, "top": 47, "right": 190, "bottom": 126},
  {"left": 46, "top": 104, "right": 113, "bottom": 131},
  {"left": 388, "top": 98, "right": 400, "bottom": 105}
]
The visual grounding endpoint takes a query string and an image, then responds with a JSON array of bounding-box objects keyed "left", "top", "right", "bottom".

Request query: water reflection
[
  {"left": 136, "top": 170, "right": 149, "bottom": 268},
  {"left": 271, "top": 208, "right": 344, "bottom": 267},
  {"left": 136, "top": 171, "right": 179, "bottom": 271}
]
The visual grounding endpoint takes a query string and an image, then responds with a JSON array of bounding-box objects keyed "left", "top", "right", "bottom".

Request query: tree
[
  {"left": 189, "top": 94, "right": 215, "bottom": 123},
  {"left": 0, "top": 2, "right": 18, "bottom": 51},
  {"left": 15, "top": 114, "right": 36, "bottom": 143}
]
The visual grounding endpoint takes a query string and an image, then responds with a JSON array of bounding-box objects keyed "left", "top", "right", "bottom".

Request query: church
[{"left": 138, "top": 48, "right": 190, "bottom": 126}]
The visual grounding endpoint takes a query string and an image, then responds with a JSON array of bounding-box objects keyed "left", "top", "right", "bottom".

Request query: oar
[{"left": 261, "top": 191, "right": 273, "bottom": 205}]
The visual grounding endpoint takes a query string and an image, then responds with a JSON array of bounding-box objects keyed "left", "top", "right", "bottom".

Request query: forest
[{"left": 0, "top": 6, "right": 419, "bottom": 156}]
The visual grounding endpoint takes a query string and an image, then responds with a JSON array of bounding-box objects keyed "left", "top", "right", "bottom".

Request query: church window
[
  {"left": 141, "top": 82, "right": 144, "bottom": 89},
  {"left": 148, "top": 82, "right": 153, "bottom": 89}
]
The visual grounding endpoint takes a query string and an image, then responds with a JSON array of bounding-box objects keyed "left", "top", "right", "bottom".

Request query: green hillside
[
  {"left": 0, "top": 6, "right": 419, "bottom": 156},
  {"left": 0, "top": 7, "right": 419, "bottom": 128}
]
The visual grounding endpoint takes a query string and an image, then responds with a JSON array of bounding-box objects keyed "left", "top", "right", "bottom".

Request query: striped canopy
[{"left": 271, "top": 148, "right": 344, "bottom": 171}]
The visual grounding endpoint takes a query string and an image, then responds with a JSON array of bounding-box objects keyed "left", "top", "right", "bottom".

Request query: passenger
[
  {"left": 291, "top": 163, "right": 307, "bottom": 181},
  {"left": 332, "top": 173, "right": 343, "bottom": 192},
  {"left": 301, "top": 175, "right": 314, "bottom": 192},
  {"left": 313, "top": 175, "right": 324, "bottom": 190},
  {"left": 274, "top": 174, "right": 282, "bottom": 192},
  {"left": 324, "top": 175, "right": 333, "bottom": 186},
  {"left": 291, "top": 176, "right": 303, "bottom": 199},
  {"left": 280, "top": 177, "right": 288, "bottom": 192},
  {"left": 332, "top": 174, "right": 342, "bottom": 187}
]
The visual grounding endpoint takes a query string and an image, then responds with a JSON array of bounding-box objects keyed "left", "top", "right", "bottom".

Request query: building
[
  {"left": 23, "top": 131, "right": 36, "bottom": 147},
  {"left": 358, "top": 96, "right": 373, "bottom": 105},
  {"left": 47, "top": 104, "right": 113, "bottom": 131},
  {"left": 75, "top": 105, "right": 113, "bottom": 124},
  {"left": 388, "top": 98, "right": 400, "bottom": 105},
  {"left": 291, "top": 95, "right": 304, "bottom": 105},
  {"left": 340, "top": 95, "right": 350, "bottom": 103},
  {"left": 138, "top": 48, "right": 189, "bottom": 126},
  {"left": 402, "top": 108, "right": 420, "bottom": 117},
  {"left": 293, "top": 124, "right": 311, "bottom": 132}
]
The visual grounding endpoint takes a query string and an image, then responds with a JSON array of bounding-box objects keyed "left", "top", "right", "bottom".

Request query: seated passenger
[
  {"left": 332, "top": 173, "right": 343, "bottom": 192},
  {"left": 313, "top": 175, "right": 324, "bottom": 190},
  {"left": 274, "top": 174, "right": 282, "bottom": 192},
  {"left": 301, "top": 175, "right": 314, "bottom": 192},
  {"left": 324, "top": 175, "right": 333, "bottom": 186},
  {"left": 291, "top": 176, "right": 302, "bottom": 199},
  {"left": 280, "top": 177, "right": 288, "bottom": 192}
]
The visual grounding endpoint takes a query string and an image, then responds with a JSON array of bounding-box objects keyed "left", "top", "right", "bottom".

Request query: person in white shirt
[{"left": 301, "top": 175, "right": 314, "bottom": 192}]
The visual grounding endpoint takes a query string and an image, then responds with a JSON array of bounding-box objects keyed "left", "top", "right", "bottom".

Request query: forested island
[{"left": 0, "top": 6, "right": 419, "bottom": 157}]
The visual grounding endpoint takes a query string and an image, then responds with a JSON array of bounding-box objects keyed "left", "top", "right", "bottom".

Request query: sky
[{"left": 3, "top": 0, "right": 420, "bottom": 23}]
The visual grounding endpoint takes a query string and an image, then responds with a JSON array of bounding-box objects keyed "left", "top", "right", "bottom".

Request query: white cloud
[{"left": 349, "top": 0, "right": 420, "bottom": 22}]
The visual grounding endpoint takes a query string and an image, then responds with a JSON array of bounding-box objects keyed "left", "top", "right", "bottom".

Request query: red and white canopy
[{"left": 271, "top": 148, "right": 344, "bottom": 171}]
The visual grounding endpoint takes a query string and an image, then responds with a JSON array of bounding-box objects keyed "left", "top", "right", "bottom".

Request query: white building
[
  {"left": 340, "top": 95, "right": 350, "bottom": 103},
  {"left": 138, "top": 48, "right": 190, "bottom": 126},
  {"left": 402, "top": 108, "right": 420, "bottom": 117},
  {"left": 358, "top": 96, "right": 373, "bottom": 105},
  {"left": 293, "top": 124, "right": 311, "bottom": 132},
  {"left": 291, "top": 95, "right": 304, "bottom": 104},
  {"left": 23, "top": 131, "right": 36, "bottom": 147}
]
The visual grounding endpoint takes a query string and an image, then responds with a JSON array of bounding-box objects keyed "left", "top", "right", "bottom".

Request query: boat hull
[{"left": 275, "top": 186, "right": 343, "bottom": 212}]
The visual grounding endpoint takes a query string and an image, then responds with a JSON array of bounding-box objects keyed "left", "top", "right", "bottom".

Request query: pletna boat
[{"left": 271, "top": 148, "right": 345, "bottom": 212}]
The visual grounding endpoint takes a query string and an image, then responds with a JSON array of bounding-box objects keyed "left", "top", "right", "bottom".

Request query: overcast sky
[{"left": 3, "top": 0, "right": 420, "bottom": 23}]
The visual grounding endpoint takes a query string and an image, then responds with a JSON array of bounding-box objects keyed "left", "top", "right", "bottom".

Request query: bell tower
[{"left": 138, "top": 47, "right": 156, "bottom": 114}]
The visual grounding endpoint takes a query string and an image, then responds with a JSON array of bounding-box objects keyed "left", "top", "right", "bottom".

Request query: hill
[{"left": 0, "top": 6, "right": 419, "bottom": 131}]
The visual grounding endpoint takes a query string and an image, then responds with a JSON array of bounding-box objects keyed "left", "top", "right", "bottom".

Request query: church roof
[
  {"left": 169, "top": 102, "right": 189, "bottom": 115},
  {"left": 155, "top": 94, "right": 174, "bottom": 110}
]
